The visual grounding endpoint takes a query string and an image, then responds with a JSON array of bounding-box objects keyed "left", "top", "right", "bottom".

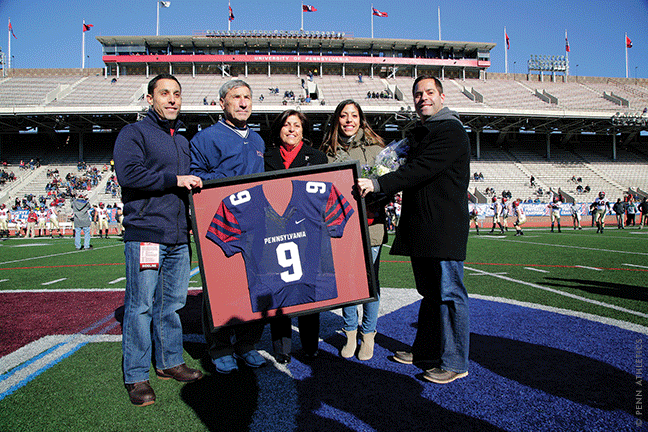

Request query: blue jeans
[
  {"left": 342, "top": 245, "right": 381, "bottom": 334},
  {"left": 410, "top": 258, "right": 470, "bottom": 374},
  {"left": 74, "top": 227, "right": 91, "bottom": 249},
  {"left": 122, "top": 242, "right": 190, "bottom": 384}
]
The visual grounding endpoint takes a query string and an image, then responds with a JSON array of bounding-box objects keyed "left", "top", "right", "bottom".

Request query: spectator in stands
[
  {"left": 190, "top": 79, "right": 266, "bottom": 374},
  {"left": 264, "top": 109, "right": 327, "bottom": 364},
  {"left": 357, "top": 75, "right": 471, "bottom": 384},
  {"left": 322, "top": 99, "right": 387, "bottom": 361},
  {"left": 203, "top": 97, "right": 208, "bottom": 105},
  {"left": 114, "top": 73, "right": 204, "bottom": 407},
  {"left": 358, "top": 72, "right": 363, "bottom": 83},
  {"left": 584, "top": 185, "right": 591, "bottom": 193},
  {"left": 613, "top": 198, "right": 626, "bottom": 229},
  {"left": 530, "top": 175, "right": 536, "bottom": 187}
]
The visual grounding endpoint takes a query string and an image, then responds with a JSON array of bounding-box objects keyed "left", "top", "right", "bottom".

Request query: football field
[{"left": 0, "top": 227, "right": 646, "bottom": 431}]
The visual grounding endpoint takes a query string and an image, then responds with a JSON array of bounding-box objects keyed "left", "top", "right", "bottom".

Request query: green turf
[
  {"left": 1, "top": 229, "right": 646, "bottom": 328},
  {"left": 1, "top": 228, "right": 647, "bottom": 430}
]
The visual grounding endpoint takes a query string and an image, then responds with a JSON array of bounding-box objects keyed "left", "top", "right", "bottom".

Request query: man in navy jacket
[
  {"left": 357, "top": 75, "right": 471, "bottom": 384},
  {"left": 190, "top": 79, "right": 267, "bottom": 374},
  {"left": 114, "top": 73, "right": 204, "bottom": 406}
]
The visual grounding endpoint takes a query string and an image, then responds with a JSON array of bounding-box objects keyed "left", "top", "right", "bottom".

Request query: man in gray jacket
[{"left": 72, "top": 194, "right": 92, "bottom": 250}]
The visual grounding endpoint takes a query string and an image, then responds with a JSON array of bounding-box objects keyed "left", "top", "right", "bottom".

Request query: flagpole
[
  {"left": 504, "top": 27, "right": 508, "bottom": 74},
  {"left": 82, "top": 19, "right": 86, "bottom": 69},
  {"left": 625, "top": 32, "right": 628, "bottom": 78},
  {"left": 565, "top": 30, "right": 569, "bottom": 76},
  {"left": 7, "top": 18, "right": 11, "bottom": 69},
  {"left": 301, "top": 2, "right": 304, "bottom": 32},
  {"left": 371, "top": 4, "right": 374, "bottom": 38},
  {"left": 156, "top": 2, "right": 160, "bottom": 36},
  {"left": 228, "top": 0, "right": 231, "bottom": 31},
  {"left": 438, "top": 7, "right": 441, "bottom": 40}
]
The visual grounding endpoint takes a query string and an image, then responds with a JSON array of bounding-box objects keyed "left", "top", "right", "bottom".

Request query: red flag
[
  {"left": 626, "top": 35, "right": 633, "bottom": 48},
  {"left": 303, "top": 4, "right": 317, "bottom": 12},
  {"left": 8, "top": 21, "right": 17, "bottom": 39},
  {"left": 83, "top": 23, "right": 93, "bottom": 32},
  {"left": 565, "top": 35, "right": 570, "bottom": 52},
  {"left": 505, "top": 31, "right": 510, "bottom": 50},
  {"left": 372, "top": 8, "right": 388, "bottom": 17},
  {"left": 229, "top": 6, "right": 234, "bottom": 21}
]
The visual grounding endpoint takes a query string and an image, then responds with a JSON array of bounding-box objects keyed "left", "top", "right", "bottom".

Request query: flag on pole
[
  {"left": 505, "top": 31, "right": 510, "bottom": 50},
  {"left": 565, "top": 32, "right": 570, "bottom": 52},
  {"left": 8, "top": 21, "right": 17, "bottom": 39},
  {"left": 303, "top": 4, "right": 317, "bottom": 12},
  {"left": 626, "top": 35, "right": 633, "bottom": 48},
  {"left": 83, "top": 23, "right": 93, "bottom": 32},
  {"left": 229, "top": 6, "right": 235, "bottom": 21},
  {"left": 372, "top": 8, "right": 388, "bottom": 17},
  {"left": 160, "top": 1, "right": 171, "bottom": 7}
]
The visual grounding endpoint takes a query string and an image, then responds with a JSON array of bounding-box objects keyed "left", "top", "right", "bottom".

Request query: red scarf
[{"left": 279, "top": 141, "right": 304, "bottom": 169}]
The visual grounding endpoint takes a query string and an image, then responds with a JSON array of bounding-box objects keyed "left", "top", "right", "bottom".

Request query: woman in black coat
[{"left": 264, "top": 109, "right": 327, "bottom": 364}]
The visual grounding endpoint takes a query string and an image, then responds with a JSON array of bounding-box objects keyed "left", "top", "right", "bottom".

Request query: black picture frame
[{"left": 190, "top": 162, "right": 378, "bottom": 330}]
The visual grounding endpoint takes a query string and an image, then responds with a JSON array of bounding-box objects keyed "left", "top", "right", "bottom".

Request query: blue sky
[{"left": 1, "top": 0, "right": 646, "bottom": 78}]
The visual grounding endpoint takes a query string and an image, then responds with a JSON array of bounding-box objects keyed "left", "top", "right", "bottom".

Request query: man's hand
[
  {"left": 356, "top": 178, "right": 374, "bottom": 198},
  {"left": 177, "top": 175, "right": 203, "bottom": 190}
]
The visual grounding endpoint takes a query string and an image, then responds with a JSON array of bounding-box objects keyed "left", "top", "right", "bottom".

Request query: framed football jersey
[{"left": 190, "top": 162, "right": 377, "bottom": 330}]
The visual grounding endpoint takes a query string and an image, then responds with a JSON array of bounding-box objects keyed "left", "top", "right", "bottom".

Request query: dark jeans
[{"left": 410, "top": 258, "right": 470, "bottom": 374}]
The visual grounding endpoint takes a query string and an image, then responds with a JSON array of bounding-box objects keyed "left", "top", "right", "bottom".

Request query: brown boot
[
  {"left": 358, "top": 331, "right": 376, "bottom": 361},
  {"left": 340, "top": 329, "right": 357, "bottom": 358},
  {"left": 125, "top": 380, "right": 155, "bottom": 406}
]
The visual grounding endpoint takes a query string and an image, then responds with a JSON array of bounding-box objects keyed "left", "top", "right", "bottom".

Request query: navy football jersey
[{"left": 206, "top": 180, "right": 354, "bottom": 312}]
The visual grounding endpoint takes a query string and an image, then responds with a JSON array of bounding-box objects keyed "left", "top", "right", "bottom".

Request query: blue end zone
[{"left": 281, "top": 297, "right": 645, "bottom": 431}]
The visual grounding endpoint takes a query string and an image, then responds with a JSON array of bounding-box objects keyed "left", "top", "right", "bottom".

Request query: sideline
[{"left": 0, "top": 243, "right": 123, "bottom": 266}]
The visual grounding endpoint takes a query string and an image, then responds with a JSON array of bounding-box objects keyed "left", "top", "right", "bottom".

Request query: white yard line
[
  {"left": 524, "top": 267, "right": 549, "bottom": 273},
  {"left": 575, "top": 265, "right": 603, "bottom": 271},
  {"left": 623, "top": 263, "right": 648, "bottom": 270},
  {"left": 464, "top": 265, "right": 648, "bottom": 319},
  {"left": 41, "top": 278, "right": 67, "bottom": 286},
  {"left": 108, "top": 277, "right": 126, "bottom": 284}
]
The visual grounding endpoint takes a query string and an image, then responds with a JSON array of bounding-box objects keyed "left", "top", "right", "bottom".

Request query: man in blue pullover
[
  {"left": 190, "top": 79, "right": 267, "bottom": 374},
  {"left": 114, "top": 74, "right": 204, "bottom": 407}
]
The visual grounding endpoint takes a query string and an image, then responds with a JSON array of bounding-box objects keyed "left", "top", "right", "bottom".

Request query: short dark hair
[
  {"left": 269, "top": 109, "right": 310, "bottom": 148},
  {"left": 412, "top": 75, "right": 443, "bottom": 96},
  {"left": 147, "top": 73, "right": 181, "bottom": 96}
]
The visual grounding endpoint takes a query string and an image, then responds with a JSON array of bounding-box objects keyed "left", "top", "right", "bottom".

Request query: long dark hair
[
  {"left": 320, "top": 99, "right": 384, "bottom": 155},
  {"left": 269, "top": 109, "right": 311, "bottom": 148}
]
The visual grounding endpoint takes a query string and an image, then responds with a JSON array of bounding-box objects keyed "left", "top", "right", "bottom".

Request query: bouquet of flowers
[{"left": 361, "top": 138, "right": 409, "bottom": 178}]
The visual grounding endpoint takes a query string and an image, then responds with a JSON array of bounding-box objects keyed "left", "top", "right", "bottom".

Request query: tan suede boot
[
  {"left": 358, "top": 331, "right": 376, "bottom": 361},
  {"left": 340, "top": 329, "right": 357, "bottom": 358}
]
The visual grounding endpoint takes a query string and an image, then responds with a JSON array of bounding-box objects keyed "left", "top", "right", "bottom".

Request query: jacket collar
[{"left": 147, "top": 109, "right": 185, "bottom": 133}]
